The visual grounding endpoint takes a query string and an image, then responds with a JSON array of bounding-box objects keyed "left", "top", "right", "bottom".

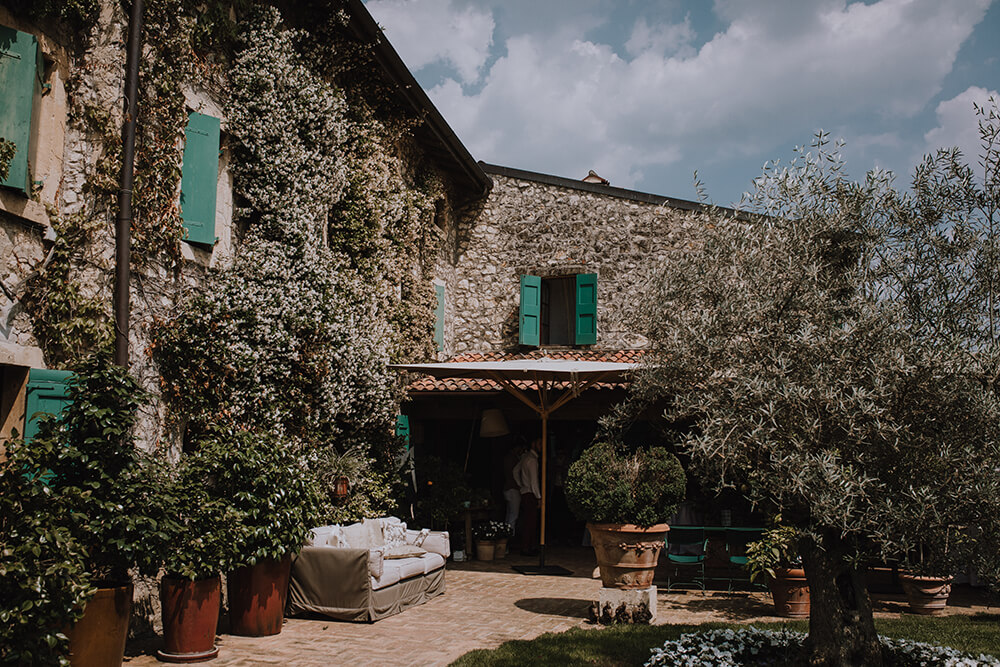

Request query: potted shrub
[
  {"left": 898, "top": 545, "right": 953, "bottom": 616},
  {"left": 190, "top": 426, "right": 321, "bottom": 637},
  {"left": 24, "top": 358, "right": 166, "bottom": 666},
  {"left": 0, "top": 438, "right": 92, "bottom": 665},
  {"left": 745, "top": 524, "right": 810, "bottom": 618},
  {"left": 156, "top": 441, "right": 242, "bottom": 663},
  {"left": 473, "top": 520, "right": 508, "bottom": 561},
  {"left": 565, "top": 442, "right": 686, "bottom": 589}
]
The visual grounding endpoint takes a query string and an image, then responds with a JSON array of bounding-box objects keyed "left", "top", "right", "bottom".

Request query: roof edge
[
  {"left": 346, "top": 0, "right": 492, "bottom": 199},
  {"left": 479, "top": 162, "right": 743, "bottom": 217}
]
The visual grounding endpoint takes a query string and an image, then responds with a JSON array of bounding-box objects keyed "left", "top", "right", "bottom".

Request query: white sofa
[{"left": 286, "top": 518, "right": 450, "bottom": 622}]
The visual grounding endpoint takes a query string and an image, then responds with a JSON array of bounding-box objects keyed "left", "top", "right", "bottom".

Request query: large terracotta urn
[
  {"left": 769, "top": 567, "right": 810, "bottom": 618},
  {"left": 157, "top": 575, "right": 221, "bottom": 663},
  {"left": 588, "top": 523, "right": 670, "bottom": 589},
  {"left": 227, "top": 555, "right": 293, "bottom": 637},
  {"left": 68, "top": 583, "right": 132, "bottom": 667},
  {"left": 899, "top": 573, "right": 952, "bottom": 616}
]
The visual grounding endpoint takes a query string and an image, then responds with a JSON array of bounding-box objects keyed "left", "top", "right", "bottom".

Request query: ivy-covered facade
[{"left": 0, "top": 0, "right": 488, "bottom": 484}]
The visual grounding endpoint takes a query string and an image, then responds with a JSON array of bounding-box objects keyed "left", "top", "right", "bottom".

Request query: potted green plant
[
  {"left": 0, "top": 438, "right": 92, "bottom": 665},
  {"left": 190, "top": 426, "right": 321, "bottom": 637},
  {"left": 898, "top": 543, "right": 953, "bottom": 616},
  {"left": 565, "top": 442, "right": 686, "bottom": 589},
  {"left": 473, "top": 520, "right": 508, "bottom": 561},
  {"left": 156, "top": 440, "right": 241, "bottom": 663},
  {"left": 745, "top": 524, "right": 810, "bottom": 618},
  {"left": 24, "top": 357, "right": 166, "bottom": 666}
]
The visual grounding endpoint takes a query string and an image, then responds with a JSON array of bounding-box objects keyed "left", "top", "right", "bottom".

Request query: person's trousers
[
  {"left": 520, "top": 492, "right": 539, "bottom": 551},
  {"left": 503, "top": 488, "right": 521, "bottom": 533}
]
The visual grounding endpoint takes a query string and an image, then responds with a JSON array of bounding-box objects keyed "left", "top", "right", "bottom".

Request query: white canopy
[
  {"left": 392, "top": 357, "right": 639, "bottom": 572},
  {"left": 391, "top": 358, "right": 635, "bottom": 383}
]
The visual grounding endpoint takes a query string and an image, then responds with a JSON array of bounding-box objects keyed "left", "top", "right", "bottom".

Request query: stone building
[
  {"left": 410, "top": 163, "right": 721, "bottom": 538},
  {"left": 0, "top": 0, "right": 713, "bottom": 516},
  {"left": 0, "top": 0, "right": 489, "bottom": 452}
]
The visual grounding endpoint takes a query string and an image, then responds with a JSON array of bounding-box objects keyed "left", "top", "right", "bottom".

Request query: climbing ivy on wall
[
  {"left": 16, "top": 0, "right": 246, "bottom": 366},
  {"left": 152, "top": 4, "right": 445, "bottom": 516},
  {"left": 14, "top": 0, "right": 441, "bottom": 371}
]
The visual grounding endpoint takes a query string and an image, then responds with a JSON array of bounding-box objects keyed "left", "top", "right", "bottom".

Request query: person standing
[
  {"left": 514, "top": 437, "right": 542, "bottom": 555},
  {"left": 503, "top": 442, "right": 526, "bottom": 536}
]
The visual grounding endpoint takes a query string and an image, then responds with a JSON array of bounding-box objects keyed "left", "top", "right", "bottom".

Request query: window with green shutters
[
  {"left": 180, "top": 111, "right": 220, "bottom": 246},
  {"left": 434, "top": 284, "right": 445, "bottom": 352},
  {"left": 519, "top": 273, "right": 598, "bottom": 347},
  {"left": 23, "top": 368, "right": 73, "bottom": 444},
  {"left": 0, "top": 26, "right": 43, "bottom": 194}
]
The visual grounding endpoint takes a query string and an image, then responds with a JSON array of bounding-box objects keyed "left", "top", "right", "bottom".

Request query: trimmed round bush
[{"left": 565, "top": 442, "right": 685, "bottom": 527}]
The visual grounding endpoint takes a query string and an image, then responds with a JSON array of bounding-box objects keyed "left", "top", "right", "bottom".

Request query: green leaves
[
  {"left": 631, "top": 99, "right": 1000, "bottom": 587},
  {"left": 157, "top": 426, "right": 323, "bottom": 578},
  {"left": 565, "top": 442, "right": 686, "bottom": 528}
]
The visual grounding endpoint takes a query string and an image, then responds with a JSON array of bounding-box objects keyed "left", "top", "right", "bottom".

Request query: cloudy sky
[{"left": 364, "top": 0, "right": 999, "bottom": 206}]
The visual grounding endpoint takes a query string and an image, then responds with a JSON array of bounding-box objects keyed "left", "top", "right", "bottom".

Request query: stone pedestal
[{"left": 589, "top": 585, "right": 657, "bottom": 624}]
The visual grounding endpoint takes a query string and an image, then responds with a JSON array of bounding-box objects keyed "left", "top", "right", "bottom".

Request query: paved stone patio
[{"left": 124, "top": 547, "right": 993, "bottom": 667}]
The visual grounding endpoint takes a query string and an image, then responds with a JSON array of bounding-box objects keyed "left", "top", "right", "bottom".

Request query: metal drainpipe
[{"left": 115, "top": 0, "right": 144, "bottom": 367}]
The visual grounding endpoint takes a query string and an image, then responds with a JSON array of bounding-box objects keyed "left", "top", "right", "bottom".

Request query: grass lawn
[{"left": 450, "top": 615, "right": 1000, "bottom": 666}]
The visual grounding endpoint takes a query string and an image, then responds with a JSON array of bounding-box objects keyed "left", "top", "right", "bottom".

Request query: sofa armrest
[
  {"left": 406, "top": 529, "right": 450, "bottom": 558},
  {"left": 288, "top": 546, "right": 370, "bottom": 613}
]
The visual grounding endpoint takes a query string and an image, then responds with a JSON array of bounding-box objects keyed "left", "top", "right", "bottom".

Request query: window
[
  {"left": 519, "top": 273, "right": 597, "bottom": 346},
  {"left": 0, "top": 26, "right": 43, "bottom": 194},
  {"left": 434, "top": 284, "right": 445, "bottom": 352},
  {"left": 179, "top": 111, "right": 220, "bottom": 246}
]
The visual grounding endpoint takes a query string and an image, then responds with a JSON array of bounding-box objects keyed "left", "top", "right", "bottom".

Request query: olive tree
[{"left": 627, "top": 99, "right": 1000, "bottom": 666}]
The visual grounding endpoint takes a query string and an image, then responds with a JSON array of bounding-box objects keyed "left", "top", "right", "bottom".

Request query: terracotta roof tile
[{"left": 406, "top": 349, "right": 646, "bottom": 393}]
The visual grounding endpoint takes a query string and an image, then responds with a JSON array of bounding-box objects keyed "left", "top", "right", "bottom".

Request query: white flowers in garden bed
[{"left": 645, "top": 628, "right": 999, "bottom": 667}]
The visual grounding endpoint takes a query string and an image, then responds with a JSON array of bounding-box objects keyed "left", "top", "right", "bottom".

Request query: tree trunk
[{"left": 801, "top": 531, "right": 882, "bottom": 666}]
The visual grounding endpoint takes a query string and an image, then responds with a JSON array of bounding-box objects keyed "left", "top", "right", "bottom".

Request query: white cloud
[
  {"left": 365, "top": 0, "right": 495, "bottom": 84},
  {"left": 924, "top": 86, "right": 998, "bottom": 164},
  {"left": 372, "top": 0, "right": 992, "bottom": 191},
  {"left": 625, "top": 17, "right": 695, "bottom": 58}
]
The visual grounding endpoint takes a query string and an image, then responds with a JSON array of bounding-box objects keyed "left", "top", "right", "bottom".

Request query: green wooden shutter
[
  {"left": 23, "top": 368, "right": 73, "bottom": 444},
  {"left": 180, "top": 111, "right": 220, "bottom": 245},
  {"left": 395, "top": 414, "right": 410, "bottom": 447},
  {"left": 575, "top": 273, "right": 598, "bottom": 345},
  {"left": 519, "top": 275, "right": 541, "bottom": 346},
  {"left": 0, "top": 26, "right": 42, "bottom": 193},
  {"left": 434, "top": 284, "right": 445, "bottom": 352}
]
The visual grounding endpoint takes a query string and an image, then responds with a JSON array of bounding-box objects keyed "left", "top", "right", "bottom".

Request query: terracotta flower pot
[
  {"left": 769, "top": 567, "right": 810, "bottom": 618},
  {"left": 588, "top": 523, "right": 670, "bottom": 589},
  {"left": 227, "top": 555, "right": 292, "bottom": 637},
  {"left": 476, "top": 540, "right": 495, "bottom": 561},
  {"left": 157, "top": 575, "right": 221, "bottom": 663},
  {"left": 899, "top": 573, "right": 952, "bottom": 616},
  {"left": 68, "top": 583, "right": 132, "bottom": 667}
]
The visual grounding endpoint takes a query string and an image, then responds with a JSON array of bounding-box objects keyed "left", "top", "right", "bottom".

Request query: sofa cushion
[
  {"left": 371, "top": 561, "right": 401, "bottom": 590},
  {"left": 395, "top": 556, "right": 426, "bottom": 581},
  {"left": 324, "top": 526, "right": 346, "bottom": 548},
  {"left": 341, "top": 522, "right": 368, "bottom": 549},
  {"left": 422, "top": 552, "right": 445, "bottom": 574},
  {"left": 384, "top": 544, "right": 426, "bottom": 559},
  {"left": 363, "top": 519, "right": 385, "bottom": 548},
  {"left": 384, "top": 521, "right": 407, "bottom": 548},
  {"left": 368, "top": 548, "right": 384, "bottom": 578},
  {"left": 307, "top": 525, "right": 338, "bottom": 546},
  {"left": 407, "top": 529, "right": 450, "bottom": 558}
]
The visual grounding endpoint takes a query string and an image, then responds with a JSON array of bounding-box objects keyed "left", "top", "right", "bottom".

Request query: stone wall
[{"left": 441, "top": 170, "right": 702, "bottom": 355}]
